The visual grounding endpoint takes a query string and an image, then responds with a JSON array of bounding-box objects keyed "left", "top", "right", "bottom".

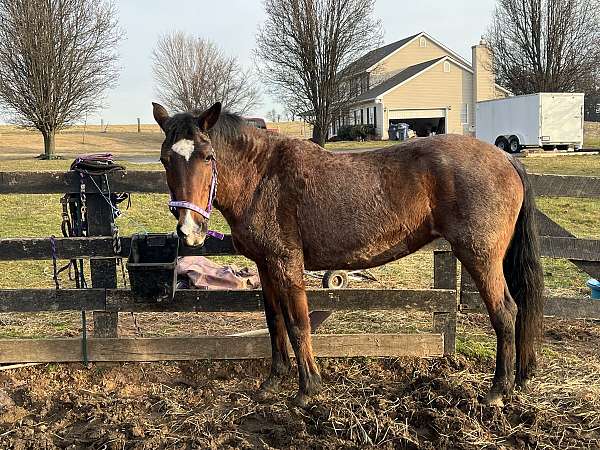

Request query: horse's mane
[
  {"left": 164, "top": 110, "right": 245, "bottom": 147},
  {"left": 210, "top": 111, "right": 245, "bottom": 145}
]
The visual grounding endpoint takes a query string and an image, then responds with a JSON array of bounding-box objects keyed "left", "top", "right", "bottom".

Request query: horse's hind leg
[
  {"left": 461, "top": 256, "right": 517, "bottom": 406},
  {"left": 256, "top": 265, "right": 292, "bottom": 400}
]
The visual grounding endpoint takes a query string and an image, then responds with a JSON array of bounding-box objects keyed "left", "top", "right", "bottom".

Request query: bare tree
[
  {"left": 255, "top": 0, "right": 382, "bottom": 146},
  {"left": 487, "top": 0, "right": 600, "bottom": 95},
  {"left": 284, "top": 107, "right": 297, "bottom": 122},
  {"left": 0, "top": 0, "right": 122, "bottom": 158},
  {"left": 266, "top": 108, "right": 278, "bottom": 122},
  {"left": 152, "top": 32, "right": 261, "bottom": 115}
]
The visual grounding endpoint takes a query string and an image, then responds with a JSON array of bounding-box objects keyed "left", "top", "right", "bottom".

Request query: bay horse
[{"left": 152, "top": 102, "right": 544, "bottom": 407}]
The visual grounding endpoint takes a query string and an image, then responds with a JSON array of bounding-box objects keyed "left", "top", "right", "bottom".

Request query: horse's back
[
  {"left": 386, "top": 134, "right": 525, "bottom": 256},
  {"left": 281, "top": 134, "right": 524, "bottom": 270}
]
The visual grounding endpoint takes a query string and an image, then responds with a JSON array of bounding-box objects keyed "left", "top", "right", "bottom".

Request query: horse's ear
[
  {"left": 152, "top": 102, "right": 169, "bottom": 131},
  {"left": 198, "top": 102, "right": 222, "bottom": 131}
]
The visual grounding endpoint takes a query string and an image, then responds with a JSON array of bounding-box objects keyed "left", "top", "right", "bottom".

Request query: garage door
[{"left": 388, "top": 108, "right": 446, "bottom": 120}]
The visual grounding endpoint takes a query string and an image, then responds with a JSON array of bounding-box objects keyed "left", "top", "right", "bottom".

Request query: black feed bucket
[{"left": 127, "top": 233, "right": 179, "bottom": 301}]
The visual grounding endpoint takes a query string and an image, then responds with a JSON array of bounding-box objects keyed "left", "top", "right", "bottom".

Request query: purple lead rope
[{"left": 168, "top": 159, "right": 224, "bottom": 240}]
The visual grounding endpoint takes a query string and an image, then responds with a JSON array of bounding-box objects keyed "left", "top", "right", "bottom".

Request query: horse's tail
[{"left": 504, "top": 157, "right": 544, "bottom": 384}]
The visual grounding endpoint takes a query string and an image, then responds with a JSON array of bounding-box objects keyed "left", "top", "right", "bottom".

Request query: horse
[{"left": 152, "top": 101, "right": 544, "bottom": 408}]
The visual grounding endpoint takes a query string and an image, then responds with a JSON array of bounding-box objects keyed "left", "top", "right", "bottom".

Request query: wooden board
[
  {"left": 539, "top": 236, "right": 600, "bottom": 262},
  {"left": 87, "top": 193, "right": 119, "bottom": 338},
  {"left": 537, "top": 211, "right": 600, "bottom": 279},
  {"left": 0, "top": 288, "right": 457, "bottom": 313},
  {"left": 5, "top": 235, "right": 599, "bottom": 262},
  {"left": 460, "top": 292, "right": 600, "bottom": 320},
  {"left": 530, "top": 174, "right": 600, "bottom": 199},
  {"left": 0, "top": 289, "right": 106, "bottom": 312},
  {"left": 433, "top": 251, "right": 458, "bottom": 354},
  {"left": 0, "top": 334, "right": 444, "bottom": 363},
  {"left": 0, "top": 235, "right": 237, "bottom": 260},
  {"left": 3, "top": 171, "right": 598, "bottom": 198}
]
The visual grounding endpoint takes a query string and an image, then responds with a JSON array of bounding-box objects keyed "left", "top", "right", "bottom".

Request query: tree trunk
[
  {"left": 312, "top": 123, "right": 328, "bottom": 147},
  {"left": 42, "top": 130, "right": 56, "bottom": 159}
]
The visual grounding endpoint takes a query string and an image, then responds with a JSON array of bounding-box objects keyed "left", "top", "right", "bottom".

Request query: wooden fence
[{"left": 0, "top": 170, "right": 599, "bottom": 364}]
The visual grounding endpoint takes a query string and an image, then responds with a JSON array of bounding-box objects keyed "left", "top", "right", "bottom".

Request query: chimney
[{"left": 472, "top": 38, "right": 495, "bottom": 104}]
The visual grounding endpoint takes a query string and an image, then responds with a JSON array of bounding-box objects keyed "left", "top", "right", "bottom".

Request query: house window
[
  {"left": 596, "top": 103, "right": 600, "bottom": 114},
  {"left": 461, "top": 103, "right": 469, "bottom": 124},
  {"left": 373, "top": 106, "right": 377, "bottom": 129},
  {"left": 444, "top": 61, "right": 451, "bottom": 73},
  {"left": 353, "top": 110, "right": 357, "bottom": 124},
  {"left": 419, "top": 37, "right": 427, "bottom": 48},
  {"left": 360, "top": 109, "right": 364, "bottom": 124}
]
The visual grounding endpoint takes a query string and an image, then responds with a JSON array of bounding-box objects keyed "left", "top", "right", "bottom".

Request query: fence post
[
  {"left": 433, "top": 249, "right": 457, "bottom": 354},
  {"left": 87, "top": 182, "right": 118, "bottom": 338}
]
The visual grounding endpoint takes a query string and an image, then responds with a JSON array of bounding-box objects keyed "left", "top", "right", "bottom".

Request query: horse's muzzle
[
  {"left": 176, "top": 224, "right": 206, "bottom": 247},
  {"left": 176, "top": 210, "right": 207, "bottom": 247}
]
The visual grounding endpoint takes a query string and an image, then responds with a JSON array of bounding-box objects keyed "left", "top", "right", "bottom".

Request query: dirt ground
[{"left": 0, "top": 314, "right": 597, "bottom": 449}]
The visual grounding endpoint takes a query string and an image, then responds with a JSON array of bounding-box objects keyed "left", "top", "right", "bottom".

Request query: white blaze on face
[
  {"left": 180, "top": 210, "right": 196, "bottom": 235},
  {"left": 172, "top": 139, "right": 195, "bottom": 161},
  {"left": 180, "top": 209, "right": 198, "bottom": 236}
]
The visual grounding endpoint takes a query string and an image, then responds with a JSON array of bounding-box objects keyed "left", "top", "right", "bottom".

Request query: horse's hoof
[
  {"left": 259, "top": 376, "right": 283, "bottom": 393},
  {"left": 306, "top": 373, "right": 322, "bottom": 396},
  {"left": 290, "top": 392, "right": 310, "bottom": 408},
  {"left": 516, "top": 377, "right": 530, "bottom": 392}
]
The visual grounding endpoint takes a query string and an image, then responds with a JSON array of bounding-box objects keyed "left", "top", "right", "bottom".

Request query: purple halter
[{"left": 168, "top": 158, "right": 224, "bottom": 240}]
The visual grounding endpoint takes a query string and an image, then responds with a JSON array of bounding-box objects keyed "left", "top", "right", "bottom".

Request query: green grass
[
  {"left": 456, "top": 335, "right": 495, "bottom": 362},
  {"left": 521, "top": 154, "right": 600, "bottom": 176},
  {"left": 537, "top": 197, "right": 600, "bottom": 239}
]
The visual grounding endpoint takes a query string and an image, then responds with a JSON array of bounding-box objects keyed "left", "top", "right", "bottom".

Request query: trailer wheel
[
  {"left": 495, "top": 136, "right": 509, "bottom": 152},
  {"left": 556, "top": 145, "right": 569, "bottom": 151},
  {"left": 508, "top": 137, "right": 520, "bottom": 153},
  {"left": 542, "top": 145, "right": 556, "bottom": 151},
  {"left": 322, "top": 270, "right": 348, "bottom": 289}
]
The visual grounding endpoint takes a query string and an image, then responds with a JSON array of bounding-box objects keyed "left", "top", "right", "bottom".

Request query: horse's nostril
[{"left": 176, "top": 224, "right": 186, "bottom": 238}]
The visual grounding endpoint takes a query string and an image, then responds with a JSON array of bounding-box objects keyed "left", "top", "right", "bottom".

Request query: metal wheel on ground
[
  {"left": 508, "top": 137, "right": 520, "bottom": 154},
  {"left": 322, "top": 270, "right": 349, "bottom": 289},
  {"left": 494, "top": 136, "right": 509, "bottom": 152}
]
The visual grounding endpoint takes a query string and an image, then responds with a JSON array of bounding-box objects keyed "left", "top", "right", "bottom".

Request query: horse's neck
[{"left": 214, "top": 131, "right": 274, "bottom": 224}]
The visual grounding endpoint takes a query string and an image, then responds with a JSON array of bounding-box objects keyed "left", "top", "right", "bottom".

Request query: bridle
[{"left": 167, "top": 156, "right": 224, "bottom": 240}]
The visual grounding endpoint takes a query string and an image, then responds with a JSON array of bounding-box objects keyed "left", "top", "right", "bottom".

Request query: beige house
[{"left": 333, "top": 32, "right": 510, "bottom": 139}]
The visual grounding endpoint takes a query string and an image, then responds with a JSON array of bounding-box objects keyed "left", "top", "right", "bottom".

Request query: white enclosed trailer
[{"left": 475, "top": 93, "right": 584, "bottom": 153}]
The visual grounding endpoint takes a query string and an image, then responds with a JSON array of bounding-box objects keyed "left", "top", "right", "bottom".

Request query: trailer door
[{"left": 540, "top": 94, "right": 584, "bottom": 144}]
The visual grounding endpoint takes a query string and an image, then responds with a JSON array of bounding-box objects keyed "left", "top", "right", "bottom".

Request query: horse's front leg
[
  {"left": 266, "top": 256, "right": 321, "bottom": 407},
  {"left": 256, "top": 264, "right": 291, "bottom": 400}
]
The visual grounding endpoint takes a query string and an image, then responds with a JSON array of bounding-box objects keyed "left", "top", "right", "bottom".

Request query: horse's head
[{"left": 152, "top": 102, "right": 222, "bottom": 247}]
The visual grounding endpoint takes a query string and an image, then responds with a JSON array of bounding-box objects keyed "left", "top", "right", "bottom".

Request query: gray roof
[
  {"left": 340, "top": 33, "right": 421, "bottom": 77},
  {"left": 351, "top": 57, "right": 445, "bottom": 103}
]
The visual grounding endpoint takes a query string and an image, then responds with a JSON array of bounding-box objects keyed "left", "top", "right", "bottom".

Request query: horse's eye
[{"left": 205, "top": 154, "right": 213, "bottom": 162}]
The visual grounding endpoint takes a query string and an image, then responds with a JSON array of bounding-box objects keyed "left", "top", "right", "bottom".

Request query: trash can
[
  {"left": 388, "top": 123, "right": 399, "bottom": 140},
  {"left": 587, "top": 279, "right": 600, "bottom": 300},
  {"left": 398, "top": 123, "right": 409, "bottom": 141}
]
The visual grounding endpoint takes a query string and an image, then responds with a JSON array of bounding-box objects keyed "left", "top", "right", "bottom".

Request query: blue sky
[{"left": 94, "top": 0, "right": 498, "bottom": 124}]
